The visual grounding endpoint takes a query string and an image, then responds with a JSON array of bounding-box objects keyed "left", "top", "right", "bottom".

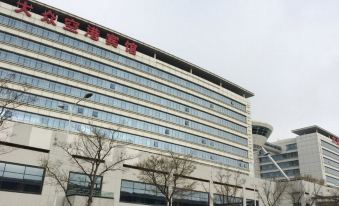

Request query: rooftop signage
[
  {"left": 6, "top": 0, "right": 254, "bottom": 98},
  {"left": 331, "top": 137, "right": 339, "bottom": 146},
  {"left": 14, "top": 0, "right": 138, "bottom": 55}
]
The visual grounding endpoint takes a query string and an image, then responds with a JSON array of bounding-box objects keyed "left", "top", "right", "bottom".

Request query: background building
[
  {"left": 0, "top": 0, "right": 261, "bottom": 205},
  {"left": 254, "top": 122, "right": 339, "bottom": 188}
]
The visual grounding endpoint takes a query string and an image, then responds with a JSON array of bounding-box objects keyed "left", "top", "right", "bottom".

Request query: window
[
  {"left": 120, "top": 180, "right": 208, "bottom": 206},
  {"left": 0, "top": 161, "right": 44, "bottom": 194},
  {"left": 286, "top": 143, "right": 297, "bottom": 151},
  {"left": 110, "top": 83, "right": 115, "bottom": 90},
  {"left": 165, "top": 129, "right": 170, "bottom": 135},
  {"left": 120, "top": 180, "right": 165, "bottom": 205},
  {"left": 173, "top": 189, "right": 209, "bottom": 206},
  {"left": 214, "top": 194, "right": 242, "bottom": 206},
  {"left": 185, "top": 107, "right": 190, "bottom": 113},
  {"left": 185, "top": 120, "right": 189, "bottom": 126},
  {"left": 77, "top": 107, "right": 84, "bottom": 114},
  {"left": 92, "top": 111, "right": 98, "bottom": 118},
  {"left": 67, "top": 172, "right": 102, "bottom": 195}
]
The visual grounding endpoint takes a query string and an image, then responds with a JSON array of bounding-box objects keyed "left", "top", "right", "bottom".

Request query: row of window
[
  {"left": 121, "top": 180, "right": 259, "bottom": 206},
  {"left": 0, "top": 161, "right": 44, "bottom": 194},
  {"left": 259, "top": 152, "right": 298, "bottom": 163},
  {"left": 0, "top": 14, "right": 246, "bottom": 111},
  {"left": 0, "top": 160, "right": 258, "bottom": 205},
  {"left": 323, "top": 158, "right": 339, "bottom": 170},
  {"left": 260, "top": 160, "right": 299, "bottom": 171},
  {"left": 0, "top": 68, "right": 248, "bottom": 146},
  {"left": 321, "top": 140, "right": 339, "bottom": 154},
  {"left": 260, "top": 169, "right": 300, "bottom": 179},
  {"left": 8, "top": 110, "right": 249, "bottom": 169},
  {"left": 0, "top": 49, "right": 247, "bottom": 134},
  {"left": 322, "top": 149, "right": 339, "bottom": 162},
  {"left": 0, "top": 30, "right": 246, "bottom": 127},
  {"left": 120, "top": 180, "right": 209, "bottom": 206},
  {"left": 326, "top": 175, "right": 339, "bottom": 186},
  {"left": 252, "top": 126, "right": 271, "bottom": 137},
  {"left": 286, "top": 143, "right": 297, "bottom": 151},
  {"left": 325, "top": 167, "right": 339, "bottom": 178},
  {"left": 2, "top": 90, "right": 247, "bottom": 158},
  {"left": 213, "top": 194, "right": 242, "bottom": 205},
  {"left": 213, "top": 195, "right": 259, "bottom": 206}
]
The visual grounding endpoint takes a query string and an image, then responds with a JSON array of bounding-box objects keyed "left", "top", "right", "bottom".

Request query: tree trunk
[
  {"left": 87, "top": 183, "right": 94, "bottom": 206},
  {"left": 166, "top": 199, "right": 173, "bottom": 206},
  {"left": 87, "top": 196, "right": 93, "bottom": 206}
]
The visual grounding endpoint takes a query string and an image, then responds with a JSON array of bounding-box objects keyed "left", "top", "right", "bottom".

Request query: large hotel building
[
  {"left": 0, "top": 0, "right": 261, "bottom": 206},
  {"left": 1, "top": 1, "right": 339, "bottom": 206}
]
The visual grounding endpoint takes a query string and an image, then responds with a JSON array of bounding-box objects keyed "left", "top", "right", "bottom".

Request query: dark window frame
[
  {"left": 67, "top": 171, "right": 103, "bottom": 194},
  {"left": 0, "top": 160, "right": 45, "bottom": 195}
]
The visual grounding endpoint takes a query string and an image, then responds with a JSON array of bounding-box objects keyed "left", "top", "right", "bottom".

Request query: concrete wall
[
  {"left": 296, "top": 133, "right": 324, "bottom": 180},
  {"left": 0, "top": 123, "right": 261, "bottom": 206}
]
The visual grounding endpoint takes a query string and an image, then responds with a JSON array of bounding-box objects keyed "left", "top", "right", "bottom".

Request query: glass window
[
  {"left": 8, "top": 110, "right": 249, "bottom": 170},
  {"left": 92, "top": 111, "right": 98, "bottom": 118},
  {"left": 286, "top": 143, "right": 297, "bottom": 151},
  {"left": 67, "top": 172, "right": 102, "bottom": 195},
  {"left": 120, "top": 180, "right": 166, "bottom": 205},
  {"left": 214, "top": 194, "right": 242, "bottom": 206},
  {"left": 77, "top": 107, "right": 84, "bottom": 114},
  {"left": 0, "top": 161, "right": 44, "bottom": 194},
  {"left": 110, "top": 83, "right": 115, "bottom": 89}
]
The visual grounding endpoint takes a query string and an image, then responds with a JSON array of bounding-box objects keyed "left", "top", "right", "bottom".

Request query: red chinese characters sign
[
  {"left": 106, "top": 33, "right": 119, "bottom": 48},
  {"left": 14, "top": 0, "right": 138, "bottom": 55},
  {"left": 125, "top": 40, "right": 137, "bottom": 55},
  {"left": 331, "top": 137, "right": 339, "bottom": 145},
  {"left": 85, "top": 25, "right": 100, "bottom": 41},
  {"left": 15, "top": 0, "right": 33, "bottom": 17},
  {"left": 41, "top": 10, "right": 57, "bottom": 26},
  {"left": 63, "top": 18, "right": 80, "bottom": 34}
]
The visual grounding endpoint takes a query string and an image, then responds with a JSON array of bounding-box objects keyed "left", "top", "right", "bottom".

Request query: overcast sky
[{"left": 38, "top": 0, "right": 339, "bottom": 141}]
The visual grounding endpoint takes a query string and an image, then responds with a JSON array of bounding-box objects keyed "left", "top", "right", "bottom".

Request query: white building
[
  {"left": 0, "top": 1, "right": 337, "bottom": 206},
  {"left": 254, "top": 122, "right": 339, "bottom": 188},
  {"left": 0, "top": 0, "right": 261, "bottom": 205}
]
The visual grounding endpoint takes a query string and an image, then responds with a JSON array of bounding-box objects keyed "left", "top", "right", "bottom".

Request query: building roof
[
  {"left": 292, "top": 125, "right": 338, "bottom": 139},
  {"left": 4, "top": 0, "right": 254, "bottom": 98}
]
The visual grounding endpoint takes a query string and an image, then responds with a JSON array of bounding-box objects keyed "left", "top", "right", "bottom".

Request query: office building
[
  {"left": 254, "top": 121, "right": 339, "bottom": 188},
  {"left": 0, "top": 0, "right": 260, "bottom": 205}
]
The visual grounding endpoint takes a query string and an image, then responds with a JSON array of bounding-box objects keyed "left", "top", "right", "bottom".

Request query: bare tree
[
  {"left": 213, "top": 170, "right": 246, "bottom": 205},
  {"left": 136, "top": 151, "right": 197, "bottom": 206},
  {"left": 42, "top": 126, "right": 133, "bottom": 206},
  {"left": 0, "top": 73, "right": 36, "bottom": 154},
  {"left": 303, "top": 176, "right": 324, "bottom": 206},
  {"left": 287, "top": 180, "right": 305, "bottom": 206},
  {"left": 43, "top": 159, "right": 73, "bottom": 206},
  {"left": 258, "top": 179, "right": 289, "bottom": 206}
]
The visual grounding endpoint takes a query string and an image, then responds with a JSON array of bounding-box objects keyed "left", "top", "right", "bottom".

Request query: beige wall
[{"left": 0, "top": 123, "right": 260, "bottom": 206}]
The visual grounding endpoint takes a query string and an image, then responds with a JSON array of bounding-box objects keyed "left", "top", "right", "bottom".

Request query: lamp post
[
  {"left": 52, "top": 93, "right": 92, "bottom": 206},
  {"left": 59, "top": 93, "right": 93, "bottom": 134}
]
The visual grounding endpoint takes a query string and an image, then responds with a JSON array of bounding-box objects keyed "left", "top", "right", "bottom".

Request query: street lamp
[
  {"left": 58, "top": 93, "right": 93, "bottom": 134},
  {"left": 68, "top": 92, "right": 93, "bottom": 134}
]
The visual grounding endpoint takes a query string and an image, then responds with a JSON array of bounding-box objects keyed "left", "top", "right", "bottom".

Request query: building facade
[
  {"left": 254, "top": 122, "right": 339, "bottom": 188},
  {"left": 0, "top": 0, "right": 261, "bottom": 205}
]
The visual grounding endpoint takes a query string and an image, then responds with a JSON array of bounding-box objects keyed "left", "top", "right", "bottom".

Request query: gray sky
[{"left": 38, "top": 0, "right": 339, "bottom": 141}]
